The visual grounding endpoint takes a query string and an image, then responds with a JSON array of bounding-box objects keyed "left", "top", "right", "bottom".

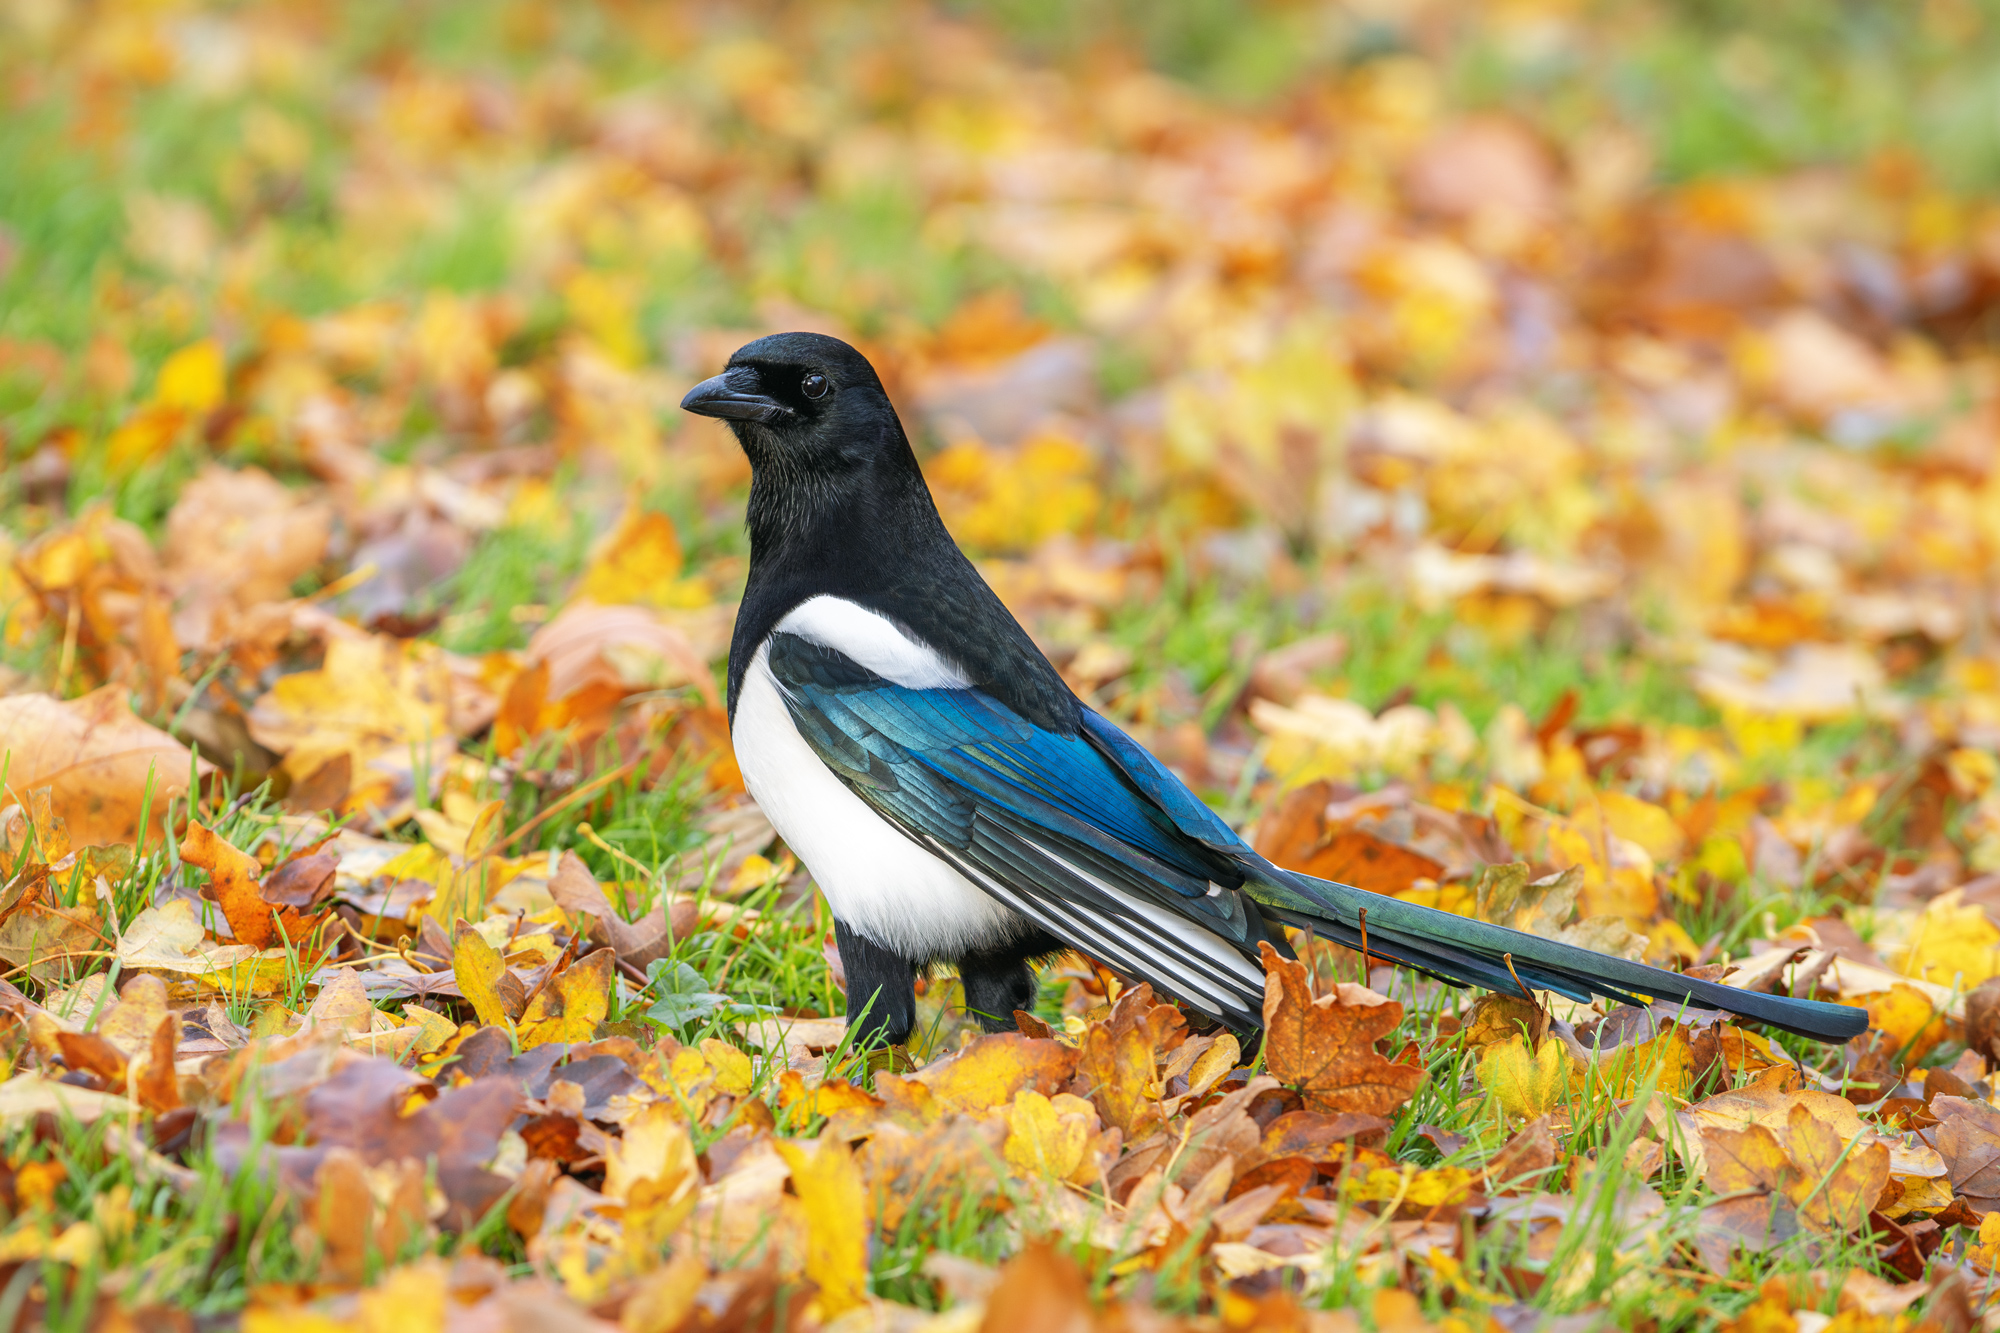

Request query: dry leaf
[
  {"left": 0, "top": 689, "right": 208, "bottom": 846},
  {"left": 1257, "top": 942, "right": 1424, "bottom": 1116},
  {"left": 517, "top": 949, "right": 614, "bottom": 1049}
]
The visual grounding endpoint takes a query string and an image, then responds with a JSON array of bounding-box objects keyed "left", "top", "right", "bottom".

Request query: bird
[{"left": 680, "top": 331, "right": 1867, "bottom": 1050}]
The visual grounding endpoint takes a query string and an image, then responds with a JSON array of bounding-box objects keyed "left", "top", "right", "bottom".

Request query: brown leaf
[
  {"left": 976, "top": 1239, "right": 1095, "bottom": 1333},
  {"left": 1300, "top": 829, "right": 1446, "bottom": 895},
  {"left": 1702, "top": 1123, "right": 1798, "bottom": 1197},
  {"left": 0, "top": 688, "right": 210, "bottom": 847},
  {"left": 1932, "top": 1095, "right": 2000, "bottom": 1213},
  {"left": 548, "top": 849, "right": 680, "bottom": 967},
  {"left": 303, "top": 1059, "right": 521, "bottom": 1230},
  {"left": 1250, "top": 1109, "right": 1391, "bottom": 1166},
  {"left": 1485, "top": 1115, "right": 1558, "bottom": 1192},
  {"left": 260, "top": 851, "right": 338, "bottom": 909},
  {"left": 1257, "top": 941, "right": 1424, "bottom": 1116},
  {"left": 1075, "top": 1013, "right": 1162, "bottom": 1138}
]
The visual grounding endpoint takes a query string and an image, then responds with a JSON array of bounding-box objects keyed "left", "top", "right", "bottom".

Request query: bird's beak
[{"left": 680, "top": 370, "right": 792, "bottom": 424}]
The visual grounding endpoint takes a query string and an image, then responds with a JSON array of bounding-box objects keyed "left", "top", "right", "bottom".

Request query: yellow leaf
[
  {"left": 1592, "top": 790, "right": 1685, "bottom": 863},
  {"left": 1972, "top": 1213, "right": 2000, "bottom": 1270},
  {"left": 1899, "top": 890, "right": 2000, "bottom": 989},
  {"left": 1186, "top": 1032, "right": 1240, "bottom": 1098},
  {"left": 1838, "top": 984, "right": 1945, "bottom": 1064},
  {"left": 451, "top": 922, "right": 513, "bottom": 1031},
  {"left": 928, "top": 431, "right": 1101, "bottom": 553},
  {"left": 400, "top": 1004, "right": 459, "bottom": 1055},
  {"left": 1343, "top": 1163, "right": 1477, "bottom": 1209},
  {"left": 1003, "top": 1089, "right": 1092, "bottom": 1181},
  {"left": 564, "top": 270, "right": 644, "bottom": 369},
  {"left": 700, "top": 1038, "right": 753, "bottom": 1096},
  {"left": 575, "top": 508, "right": 688, "bottom": 608},
  {"left": 774, "top": 1134, "right": 869, "bottom": 1319},
  {"left": 1571, "top": 1026, "right": 1695, "bottom": 1102},
  {"left": 153, "top": 339, "right": 225, "bottom": 413},
  {"left": 1478, "top": 1034, "right": 1570, "bottom": 1122},
  {"left": 604, "top": 1103, "right": 700, "bottom": 1258},
  {"left": 517, "top": 948, "right": 613, "bottom": 1048}
]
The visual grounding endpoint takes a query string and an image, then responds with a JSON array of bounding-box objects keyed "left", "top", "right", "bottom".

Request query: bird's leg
[
  {"left": 957, "top": 932, "right": 1062, "bottom": 1033},
  {"left": 833, "top": 918, "right": 917, "bottom": 1048}
]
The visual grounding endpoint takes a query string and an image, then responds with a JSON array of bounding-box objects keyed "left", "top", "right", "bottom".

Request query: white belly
[{"left": 731, "top": 642, "right": 1029, "bottom": 959}]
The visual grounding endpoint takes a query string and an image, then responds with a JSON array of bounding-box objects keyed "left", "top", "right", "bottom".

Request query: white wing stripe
[{"left": 775, "top": 596, "right": 971, "bottom": 690}]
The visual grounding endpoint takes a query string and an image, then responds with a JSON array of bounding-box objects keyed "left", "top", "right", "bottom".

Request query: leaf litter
[{"left": 3, "top": 1, "right": 2000, "bottom": 1329}]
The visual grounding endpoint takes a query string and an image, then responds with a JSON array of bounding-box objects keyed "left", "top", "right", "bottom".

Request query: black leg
[
  {"left": 834, "top": 919, "right": 917, "bottom": 1047},
  {"left": 958, "top": 929, "right": 1064, "bottom": 1033}
]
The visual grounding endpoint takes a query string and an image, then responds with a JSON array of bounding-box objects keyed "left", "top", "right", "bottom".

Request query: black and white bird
[{"left": 680, "top": 332, "right": 1867, "bottom": 1049}]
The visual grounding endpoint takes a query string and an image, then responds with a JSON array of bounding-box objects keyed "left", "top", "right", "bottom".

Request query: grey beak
[{"left": 680, "top": 371, "right": 792, "bottom": 424}]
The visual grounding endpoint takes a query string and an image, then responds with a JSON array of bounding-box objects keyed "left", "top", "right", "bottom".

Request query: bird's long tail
[{"left": 1253, "top": 869, "right": 1868, "bottom": 1043}]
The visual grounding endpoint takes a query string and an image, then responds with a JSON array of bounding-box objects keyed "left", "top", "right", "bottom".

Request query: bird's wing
[{"left": 765, "top": 631, "right": 1275, "bottom": 1027}]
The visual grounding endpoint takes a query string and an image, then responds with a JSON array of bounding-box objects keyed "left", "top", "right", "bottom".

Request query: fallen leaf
[
  {"left": 453, "top": 921, "right": 515, "bottom": 1030},
  {"left": 773, "top": 1133, "right": 869, "bottom": 1319},
  {"left": 0, "top": 689, "right": 208, "bottom": 846},
  {"left": 1478, "top": 1034, "right": 1570, "bottom": 1123},
  {"left": 517, "top": 949, "right": 614, "bottom": 1049},
  {"left": 179, "top": 823, "right": 278, "bottom": 949},
  {"left": 895, "top": 1032, "right": 1078, "bottom": 1118},
  {"left": 1257, "top": 942, "right": 1424, "bottom": 1116}
]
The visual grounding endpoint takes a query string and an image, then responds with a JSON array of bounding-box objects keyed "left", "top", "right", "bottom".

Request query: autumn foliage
[{"left": 4, "top": 0, "right": 2000, "bottom": 1328}]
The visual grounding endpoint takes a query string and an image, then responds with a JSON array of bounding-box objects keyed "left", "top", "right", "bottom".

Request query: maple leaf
[
  {"left": 1256, "top": 942, "right": 1424, "bottom": 1116},
  {"left": 1003, "top": 1089, "right": 1105, "bottom": 1184},
  {"left": 604, "top": 1102, "right": 701, "bottom": 1259},
  {"left": 517, "top": 948, "right": 613, "bottom": 1049},
  {"left": 1932, "top": 1095, "right": 2000, "bottom": 1213},
  {"left": 1478, "top": 1034, "right": 1570, "bottom": 1123},
  {"left": 1074, "top": 982, "right": 1183, "bottom": 1136}
]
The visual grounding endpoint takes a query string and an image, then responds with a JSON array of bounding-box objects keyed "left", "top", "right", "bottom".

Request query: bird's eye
[{"left": 801, "top": 372, "right": 829, "bottom": 400}]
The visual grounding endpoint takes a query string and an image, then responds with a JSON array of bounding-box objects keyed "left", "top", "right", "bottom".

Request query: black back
[{"left": 708, "top": 332, "right": 1079, "bottom": 735}]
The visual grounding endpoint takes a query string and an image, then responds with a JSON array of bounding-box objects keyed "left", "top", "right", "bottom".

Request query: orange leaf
[
  {"left": 1257, "top": 942, "right": 1425, "bottom": 1117},
  {"left": 1301, "top": 829, "right": 1446, "bottom": 895},
  {"left": 179, "top": 823, "right": 275, "bottom": 949},
  {"left": 777, "top": 1070, "right": 884, "bottom": 1118},
  {"left": 133, "top": 1013, "right": 181, "bottom": 1114}
]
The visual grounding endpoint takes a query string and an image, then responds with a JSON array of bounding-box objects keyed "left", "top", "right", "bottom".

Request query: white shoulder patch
[{"left": 775, "top": 595, "right": 971, "bottom": 690}]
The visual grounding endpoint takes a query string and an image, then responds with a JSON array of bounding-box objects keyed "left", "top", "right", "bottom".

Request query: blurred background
[{"left": 4, "top": 0, "right": 2000, "bottom": 960}]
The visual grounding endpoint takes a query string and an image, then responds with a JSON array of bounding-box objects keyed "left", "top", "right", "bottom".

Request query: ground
[{"left": 2, "top": 1, "right": 2000, "bottom": 1329}]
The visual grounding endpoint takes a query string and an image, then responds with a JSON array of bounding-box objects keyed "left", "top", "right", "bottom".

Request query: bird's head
[{"left": 678, "top": 332, "right": 902, "bottom": 478}]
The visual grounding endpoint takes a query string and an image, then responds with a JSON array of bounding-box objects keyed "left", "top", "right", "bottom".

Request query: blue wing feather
[{"left": 762, "top": 631, "right": 1869, "bottom": 1043}]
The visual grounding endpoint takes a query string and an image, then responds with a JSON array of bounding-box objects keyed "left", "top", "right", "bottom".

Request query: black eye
[{"left": 801, "top": 372, "right": 828, "bottom": 400}]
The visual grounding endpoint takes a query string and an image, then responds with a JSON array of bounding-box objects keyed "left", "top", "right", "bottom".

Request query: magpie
[{"left": 680, "top": 332, "right": 1867, "bottom": 1049}]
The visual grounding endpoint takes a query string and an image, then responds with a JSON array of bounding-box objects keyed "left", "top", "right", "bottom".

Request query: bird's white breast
[{"left": 731, "top": 610, "right": 1026, "bottom": 959}]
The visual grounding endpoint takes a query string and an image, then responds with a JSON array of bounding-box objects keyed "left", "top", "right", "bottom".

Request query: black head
[{"left": 680, "top": 331, "right": 908, "bottom": 483}]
